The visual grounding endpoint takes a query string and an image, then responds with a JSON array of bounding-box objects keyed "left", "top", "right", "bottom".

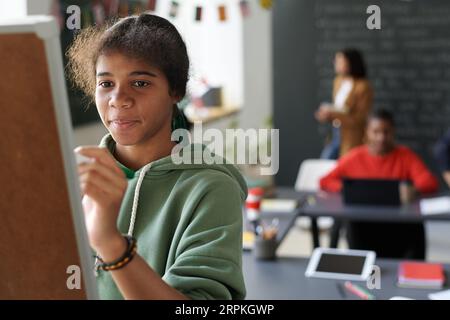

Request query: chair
[
  {"left": 295, "top": 159, "right": 337, "bottom": 192},
  {"left": 295, "top": 159, "right": 336, "bottom": 230}
]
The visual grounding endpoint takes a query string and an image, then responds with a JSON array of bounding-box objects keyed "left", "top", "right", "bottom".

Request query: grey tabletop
[
  {"left": 242, "top": 253, "right": 450, "bottom": 300},
  {"left": 274, "top": 187, "right": 450, "bottom": 222}
]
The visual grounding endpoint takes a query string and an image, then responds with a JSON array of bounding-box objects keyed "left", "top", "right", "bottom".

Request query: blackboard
[
  {"left": 273, "top": 0, "right": 450, "bottom": 186},
  {"left": 60, "top": 0, "right": 100, "bottom": 127}
]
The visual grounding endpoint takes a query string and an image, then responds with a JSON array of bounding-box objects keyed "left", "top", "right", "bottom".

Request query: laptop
[{"left": 342, "top": 178, "right": 401, "bottom": 206}]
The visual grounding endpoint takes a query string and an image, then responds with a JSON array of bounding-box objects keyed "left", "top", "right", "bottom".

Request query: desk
[
  {"left": 243, "top": 253, "right": 450, "bottom": 299},
  {"left": 274, "top": 187, "right": 450, "bottom": 249}
]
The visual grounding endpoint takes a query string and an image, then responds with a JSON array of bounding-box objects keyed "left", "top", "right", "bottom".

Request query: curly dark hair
[
  {"left": 369, "top": 108, "right": 395, "bottom": 127},
  {"left": 66, "top": 13, "right": 190, "bottom": 102},
  {"left": 339, "top": 48, "right": 367, "bottom": 79}
]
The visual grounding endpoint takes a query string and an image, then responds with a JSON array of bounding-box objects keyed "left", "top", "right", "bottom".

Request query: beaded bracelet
[{"left": 94, "top": 235, "right": 137, "bottom": 272}]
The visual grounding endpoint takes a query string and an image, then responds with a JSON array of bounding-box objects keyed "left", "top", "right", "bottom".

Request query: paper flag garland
[{"left": 51, "top": 0, "right": 258, "bottom": 31}]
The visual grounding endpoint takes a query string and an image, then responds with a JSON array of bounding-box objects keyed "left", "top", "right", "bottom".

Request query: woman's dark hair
[
  {"left": 369, "top": 108, "right": 395, "bottom": 127},
  {"left": 67, "top": 13, "right": 189, "bottom": 102},
  {"left": 339, "top": 48, "right": 367, "bottom": 78}
]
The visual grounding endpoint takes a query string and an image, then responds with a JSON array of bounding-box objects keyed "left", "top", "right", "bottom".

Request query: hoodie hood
[{"left": 99, "top": 134, "right": 247, "bottom": 197}]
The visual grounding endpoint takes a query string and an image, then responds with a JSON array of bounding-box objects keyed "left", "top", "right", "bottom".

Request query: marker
[
  {"left": 75, "top": 153, "right": 94, "bottom": 165},
  {"left": 344, "top": 281, "right": 376, "bottom": 300}
]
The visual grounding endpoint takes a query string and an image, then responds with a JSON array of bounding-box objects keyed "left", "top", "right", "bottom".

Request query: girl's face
[
  {"left": 334, "top": 52, "right": 350, "bottom": 76},
  {"left": 95, "top": 52, "right": 178, "bottom": 146}
]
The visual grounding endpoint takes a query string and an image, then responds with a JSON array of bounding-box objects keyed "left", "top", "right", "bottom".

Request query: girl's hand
[{"left": 75, "top": 146, "right": 128, "bottom": 255}]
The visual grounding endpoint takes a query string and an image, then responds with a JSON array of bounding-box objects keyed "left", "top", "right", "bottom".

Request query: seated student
[
  {"left": 433, "top": 128, "right": 450, "bottom": 188},
  {"left": 320, "top": 109, "right": 438, "bottom": 259}
]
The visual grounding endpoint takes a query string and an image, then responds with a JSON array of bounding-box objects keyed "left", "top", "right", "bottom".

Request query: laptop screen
[{"left": 342, "top": 178, "right": 402, "bottom": 206}]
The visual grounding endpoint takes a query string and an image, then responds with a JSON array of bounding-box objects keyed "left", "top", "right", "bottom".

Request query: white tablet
[{"left": 305, "top": 248, "right": 376, "bottom": 281}]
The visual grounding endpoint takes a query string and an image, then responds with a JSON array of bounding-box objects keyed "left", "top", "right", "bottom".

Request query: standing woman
[{"left": 316, "top": 49, "right": 373, "bottom": 159}]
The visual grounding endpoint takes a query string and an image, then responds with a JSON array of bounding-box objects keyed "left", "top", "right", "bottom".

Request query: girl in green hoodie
[{"left": 67, "top": 14, "right": 247, "bottom": 300}]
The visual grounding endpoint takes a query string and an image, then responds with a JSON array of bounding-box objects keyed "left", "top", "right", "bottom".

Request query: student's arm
[
  {"left": 328, "top": 81, "right": 373, "bottom": 127},
  {"left": 76, "top": 147, "right": 188, "bottom": 300},
  {"left": 319, "top": 162, "right": 344, "bottom": 192},
  {"left": 406, "top": 149, "right": 439, "bottom": 194},
  {"left": 94, "top": 233, "right": 189, "bottom": 300}
]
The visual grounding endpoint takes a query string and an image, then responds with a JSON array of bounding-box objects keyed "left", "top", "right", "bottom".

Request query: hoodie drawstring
[{"left": 127, "top": 163, "right": 152, "bottom": 237}]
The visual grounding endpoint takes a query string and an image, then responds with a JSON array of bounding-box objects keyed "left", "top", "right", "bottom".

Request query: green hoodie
[{"left": 95, "top": 134, "right": 247, "bottom": 300}]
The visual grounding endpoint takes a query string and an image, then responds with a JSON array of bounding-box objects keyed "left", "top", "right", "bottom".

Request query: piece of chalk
[{"left": 75, "top": 153, "right": 94, "bottom": 165}]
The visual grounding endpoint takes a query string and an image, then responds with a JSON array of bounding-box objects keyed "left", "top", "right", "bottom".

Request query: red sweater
[{"left": 319, "top": 145, "right": 438, "bottom": 194}]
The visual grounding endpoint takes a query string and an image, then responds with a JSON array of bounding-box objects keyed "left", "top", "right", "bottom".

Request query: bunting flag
[
  {"left": 92, "top": 0, "right": 106, "bottom": 25},
  {"left": 239, "top": 0, "right": 250, "bottom": 18},
  {"left": 147, "top": 0, "right": 157, "bottom": 11},
  {"left": 118, "top": 0, "right": 130, "bottom": 17},
  {"left": 195, "top": 6, "right": 202, "bottom": 22},
  {"left": 218, "top": 5, "right": 227, "bottom": 22},
  {"left": 259, "top": 0, "right": 273, "bottom": 10},
  {"left": 169, "top": 1, "right": 179, "bottom": 18},
  {"left": 82, "top": 5, "right": 93, "bottom": 29},
  {"left": 132, "top": 1, "right": 144, "bottom": 15},
  {"left": 105, "top": 0, "right": 119, "bottom": 17}
]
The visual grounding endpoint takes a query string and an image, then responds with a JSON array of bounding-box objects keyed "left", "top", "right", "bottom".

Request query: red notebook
[{"left": 398, "top": 262, "right": 445, "bottom": 289}]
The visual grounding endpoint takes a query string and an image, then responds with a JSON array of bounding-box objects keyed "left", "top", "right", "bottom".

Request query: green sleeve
[{"left": 162, "top": 175, "right": 246, "bottom": 300}]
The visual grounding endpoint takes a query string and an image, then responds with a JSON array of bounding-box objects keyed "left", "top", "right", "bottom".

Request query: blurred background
[{"left": 1, "top": 0, "right": 449, "bottom": 264}]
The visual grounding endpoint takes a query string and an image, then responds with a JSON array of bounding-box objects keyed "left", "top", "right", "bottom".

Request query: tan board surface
[{"left": 0, "top": 33, "right": 87, "bottom": 299}]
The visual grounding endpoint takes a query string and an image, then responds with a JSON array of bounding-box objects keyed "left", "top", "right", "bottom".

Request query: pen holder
[{"left": 253, "top": 237, "right": 277, "bottom": 260}]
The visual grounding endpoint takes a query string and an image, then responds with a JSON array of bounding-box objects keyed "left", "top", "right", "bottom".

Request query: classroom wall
[
  {"left": 273, "top": 0, "right": 450, "bottom": 187},
  {"left": 0, "top": 0, "right": 27, "bottom": 19},
  {"left": 272, "top": 0, "right": 320, "bottom": 186},
  {"left": 26, "top": 0, "right": 52, "bottom": 15},
  {"left": 23, "top": 0, "right": 273, "bottom": 145},
  {"left": 199, "top": 0, "right": 273, "bottom": 131},
  {"left": 153, "top": 0, "right": 244, "bottom": 108},
  {"left": 26, "top": 0, "right": 244, "bottom": 118},
  {"left": 241, "top": 0, "right": 273, "bottom": 130}
]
